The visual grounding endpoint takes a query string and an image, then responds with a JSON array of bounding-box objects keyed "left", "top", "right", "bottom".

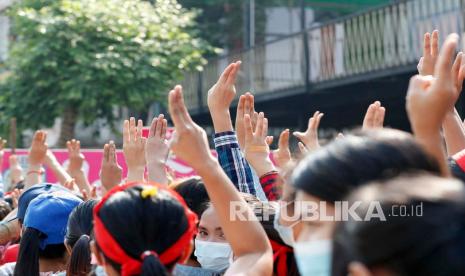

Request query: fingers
[
  {"left": 423, "top": 32, "right": 431, "bottom": 58},
  {"left": 363, "top": 102, "right": 377, "bottom": 128},
  {"left": 262, "top": 117, "right": 268, "bottom": 138},
  {"left": 226, "top": 61, "right": 241, "bottom": 85},
  {"left": 292, "top": 131, "right": 304, "bottom": 140},
  {"left": 435, "top": 33, "right": 459, "bottom": 80},
  {"left": 123, "top": 120, "right": 130, "bottom": 143},
  {"left": 161, "top": 116, "right": 167, "bottom": 139},
  {"left": 109, "top": 141, "right": 117, "bottom": 164},
  {"left": 298, "top": 142, "right": 308, "bottom": 154},
  {"left": 431, "top": 30, "right": 439, "bottom": 57},
  {"left": 265, "top": 136, "right": 274, "bottom": 146},
  {"left": 136, "top": 119, "right": 143, "bottom": 141},
  {"left": 452, "top": 52, "right": 463, "bottom": 86},
  {"left": 255, "top": 112, "right": 265, "bottom": 136},
  {"left": 149, "top": 117, "right": 157, "bottom": 138},
  {"left": 218, "top": 63, "right": 236, "bottom": 84},
  {"left": 374, "top": 106, "right": 386, "bottom": 128},
  {"left": 244, "top": 114, "right": 254, "bottom": 143},
  {"left": 155, "top": 114, "right": 164, "bottom": 138},
  {"left": 103, "top": 143, "right": 110, "bottom": 162},
  {"left": 168, "top": 85, "right": 193, "bottom": 131},
  {"left": 237, "top": 95, "right": 246, "bottom": 118},
  {"left": 309, "top": 111, "right": 324, "bottom": 131},
  {"left": 417, "top": 57, "right": 424, "bottom": 73},
  {"left": 278, "top": 129, "right": 290, "bottom": 151}
]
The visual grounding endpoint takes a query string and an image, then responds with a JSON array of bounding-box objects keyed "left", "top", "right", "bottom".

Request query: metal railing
[{"left": 182, "top": 0, "right": 465, "bottom": 110}]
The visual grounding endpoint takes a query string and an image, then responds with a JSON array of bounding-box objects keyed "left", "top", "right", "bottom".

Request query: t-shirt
[
  {"left": 0, "top": 262, "right": 64, "bottom": 276},
  {"left": 0, "top": 244, "right": 19, "bottom": 265}
]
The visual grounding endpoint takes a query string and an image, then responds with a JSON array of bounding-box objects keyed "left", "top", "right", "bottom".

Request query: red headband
[{"left": 93, "top": 182, "right": 198, "bottom": 276}]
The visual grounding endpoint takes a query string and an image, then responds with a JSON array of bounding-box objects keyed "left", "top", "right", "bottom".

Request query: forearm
[
  {"left": 0, "top": 221, "right": 20, "bottom": 245},
  {"left": 442, "top": 110, "right": 465, "bottom": 156},
  {"left": 214, "top": 132, "right": 257, "bottom": 195},
  {"left": 197, "top": 159, "right": 271, "bottom": 256},
  {"left": 147, "top": 162, "right": 168, "bottom": 185},
  {"left": 210, "top": 110, "right": 234, "bottom": 133},
  {"left": 70, "top": 170, "right": 91, "bottom": 193},
  {"left": 126, "top": 167, "right": 145, "bottom": 182},
  {"left": 415, "top": 131, "right": 450, "bottom": 176},
  {"left": 248, "top": 158, "right": 276, "bottom": 179},
  {"left": 48, "top": 161, "right": 73, "bottom": 185},
  {"left": 25, "top": 164, "right": 42, "bottom": 189}
]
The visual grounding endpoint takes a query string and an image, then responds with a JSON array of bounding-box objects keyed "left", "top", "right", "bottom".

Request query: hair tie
[
  {"left": 141, "top": 186, "right": 158, "bottom": 199},
  {"left": 140, "top": 250, "right": 158, "bottom": 260}
]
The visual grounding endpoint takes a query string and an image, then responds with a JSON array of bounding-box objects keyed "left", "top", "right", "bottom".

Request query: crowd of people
[{"left": 0, "top": 30, "right": 464, "bottom": 276}]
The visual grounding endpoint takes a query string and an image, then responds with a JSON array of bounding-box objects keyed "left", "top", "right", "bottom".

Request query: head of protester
[
  {"left": 65, "top": 199, "right": 98, "bottom": 276},
  {"left": 290, "top": 128, "right": 441, "bottom": 275},
  {"left": 92, "top": 182, "right": 197, "bottom": 276},
  {"left": 333, "top": 173, "right": 465, "bottom": 276},
  {"left": 14, "top": 190, "right": 83, "bottom": 275}
]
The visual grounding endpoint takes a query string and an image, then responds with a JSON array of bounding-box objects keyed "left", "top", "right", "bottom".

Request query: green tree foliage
[{"left": 1, "top": 0, "right": 211, "bottom": 145}]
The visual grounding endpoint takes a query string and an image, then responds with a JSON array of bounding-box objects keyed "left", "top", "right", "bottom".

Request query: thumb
[{"left": 293, "top": 131, "right": 305, "bottom": 139}]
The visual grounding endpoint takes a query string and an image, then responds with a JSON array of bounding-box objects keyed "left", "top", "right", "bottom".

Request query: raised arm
[
  {"left": 100, "top": 141, "right": 122, "bottom": 194},
  {"left": 123, "top": 118, "right": 146, "bottom": 182},
  {"left": 25, "top": 130, "right": 47, "bottom": 189},
  {"left": 44, "top": 149, "right": 73, "bottom": 186},
  {"left": 66, "top": 139, "right": 91, "bottom": 193},
  {"left": 243, "top": 112, "right": 281, "bottom": 201},
  {"left": 293, "top": 111, "right": 324, "bottom": 153},
  {"left": 208, "top": 62, "right": 261, "bottom": 196},
  {"left": 145, "top": 114, "right": 169, "bottom": 185},
  {"left": 169, "top": 85, "right": 272, "bottom": 276},
  {"left": 406, "top": 33, "right": 460, "bottom": 176},
  {"left": 418, "top": 30, "right": 465, "bottom": 156}
]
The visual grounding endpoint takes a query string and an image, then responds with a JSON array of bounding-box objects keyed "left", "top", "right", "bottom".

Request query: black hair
[
  {"left": 96, "top": 184, "right": 190, "bottom": 276},
  {"left": 292, "top": 128, "right": 441, "bottom": 202},
  {"left": 65, "top": 199, "right": 98, "bottom": 276},
  {"left": 14, "top": 227, "right": 67, "bottom": 276},
  {"left": 170, "top": 177, "right": 210, "bottom": 218},
  {"left": 0, "top": 200, "right": 12, "bottom": 220},
  {"left": 332, "top": 173, "right": 465, "bottom": 276}
]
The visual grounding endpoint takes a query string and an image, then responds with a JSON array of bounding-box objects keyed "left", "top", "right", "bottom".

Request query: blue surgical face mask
[
  {"left": 273, "top": 209, "right": 295, "bottom": 247},
  {"left": 294, "top": 239, "right": 332, "bottom": 276},
  {"left": 194, "top": 239, "right": 232, "bottom": 272}
]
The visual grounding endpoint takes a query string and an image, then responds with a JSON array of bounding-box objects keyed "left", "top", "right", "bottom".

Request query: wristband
[{"left": 27, "top": 169, "right": 44, "bottom": 176}]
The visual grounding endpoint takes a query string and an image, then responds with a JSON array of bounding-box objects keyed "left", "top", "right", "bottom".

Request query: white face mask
[
  {"left": 294, "top": 239, "right": 332, "bottom": 276},
  {"left": 273, "top": 208, "right": 295, "bottom": 247},
  {"left": 194, "top": 239, "right": 232, "bottom": 272}
]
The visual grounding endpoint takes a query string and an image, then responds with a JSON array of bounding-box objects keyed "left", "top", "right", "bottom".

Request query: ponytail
[
  {"left": 141, "top": 253, "right": 169, "bottom": 276},
  {"left": 67, "top": 235, "right": 91, "bottom": 276},
  {"left": 14, "top": 228, "right": 41, "bottom": 276}
]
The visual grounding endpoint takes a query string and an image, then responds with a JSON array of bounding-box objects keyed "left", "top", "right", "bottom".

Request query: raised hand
[
  {"left": 9, "top": 155, "right": 24, "bottom": 186},
  {"left": 362, "top": 101, "right": 386, "bottom": 130},
  {"left": 66, "top": 139, "right": 85, "bottom": 173},
  {"left": 244, "top": 112, "right": 276, "bottom": 177},
  {"left": 272, "top": 129, "right": 292, "bottom": 168},
  {"left": 100, "top": 141, "right": 122, "bottom": 193},
  {"left": 407, "top": 33, "right": 460, "bottom": 176},
  {"left": 207, "top": 61, "right": 241, "bottom": 133},
  {"left": 28, "top": 130, "right": 47, "bottom": 167},
  {"left": 293, "top": 111, "right": 324, "bottom": 151},
  {"left": 169, "top": 85, "right": 215, "bottom": 173},
  {"left": 418, "top": 30, "right": 439, "bottom": 76},
  {"left": 123, "top": 117, "right": 146, "bottom": 181},
  {"left": 146, "top": 114, "right": 169, "bottom": 184},
  {"left": 235, "top": 92, "right": 255, "bottom": 150},
  {"left": 169, "top": 84, "right": 273, "bottom": 275}
]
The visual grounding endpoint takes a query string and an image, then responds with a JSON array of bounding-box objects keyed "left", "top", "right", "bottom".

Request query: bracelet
[{"left": 27, "top": 169, "right": 44, "bottom": 176}]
